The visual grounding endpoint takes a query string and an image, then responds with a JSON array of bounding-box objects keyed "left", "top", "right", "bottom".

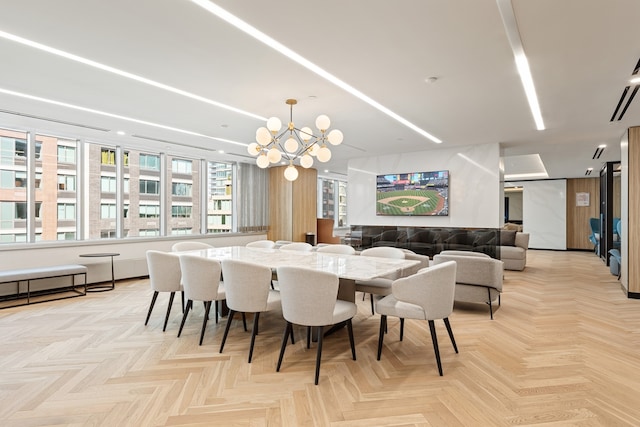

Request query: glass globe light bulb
[
  {"left": 317, "top": 145, "right": 332, "bottom": 162},
  {"left": 266, "top": 117, "right": 282, "bottom": 133},
  {"left": 247, "top": 142, "right": 259, "bottom": 155},
  {"left": 300, "top": 126, "right": 313, "bottom": 142},
  {"left": 308, "top": 144, "right": 320, "bottom": 156},
  {"left": 300, "top": 153, "right": 314, "bottom": 168},
  {"left": 256, "top": 153, "right": 269, "bottom": 168},
  {"left": 327, "top": 129, "right": 343, "bottom": 145},
  {"left": 256, "top": 127, "right": 271, "bottom": 146},
  {"left": 284, "top": 137, "right": 298, "bottom": 153},
  {"left": 284, "top": 164, "right": 299, "bottom": 181},
  {"left": 267, "top": 147, "right": 282, "bottom": 163},
  {"left": 315, "top": 114, "right": 331, "bottom": 131}
]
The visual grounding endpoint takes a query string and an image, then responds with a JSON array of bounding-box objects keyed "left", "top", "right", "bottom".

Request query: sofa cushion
[{"left": 499, "top": 230, "right": 517, "bottom": 246}]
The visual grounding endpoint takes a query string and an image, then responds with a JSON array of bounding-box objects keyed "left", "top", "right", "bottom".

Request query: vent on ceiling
[
  {"left": 0, "top": 109, "right": 110, "bottom": 132},
  {"left": 585, "top": 168, "right": 593, "bottom": 176},
  {"left": 610, "top": 57, "right": 640, "bottom": 121},
  {"left": 592, "top": 146, "right": 605, "bottom": 159}
]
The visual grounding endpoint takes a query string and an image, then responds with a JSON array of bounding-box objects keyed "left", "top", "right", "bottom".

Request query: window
[
  {"left": 172, "top": 182, "right": 192, "bottom": 196},
  {"left": 57, "top": 203, "right": 76, "bottom": 220},
  {"left": 58, "top": 174, "right": 76, "bottom": 191},
  {"left": 101, "top": 148, "right": 116, "bottom": 165},
  {"left": 140, "top": 204, "right": 160, "bottom": 218},
  {"left": 100, "top": 203, "right": 116, "bottom": 219},
  {"left": 101, "top": 176, "right": 116, "bottom": 193},
  {"left": 171, "top": 205, "right": 192, "bottom": 218},
  {"left": 139, "top": 179, "right": 159, "bottom": 194},
  {"left": 139, "top": 229, "right": 160, "bottom": 236},
  {"left": 140, "top": 154, "right": 160, "bottom": 170},
  {"left": 57, "top": 145, "right": 76, "bottom": 163},
  {"left": 171, "top": 228, "right": 193, "bottom": 235},
  {"left": 318, "top": 178, "right": 348, "bottom": 227},
  {"left": 172, "top": 159, "right": 192, "bottom": 174},
  {"left": 100, "top": 230, "right": 116, "bottom": 239},
  {"left": 57, "top": 231, "right": 76, "bottom": 240}
]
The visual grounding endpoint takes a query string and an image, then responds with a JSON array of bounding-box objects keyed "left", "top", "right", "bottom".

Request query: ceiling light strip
[
  {"left": 617, "top": 85, "right": 639, "bottom": 121},
  {"left": 611, "top": 86, "right": 629, "bottom": 122},
  {"left": 190, "top": 0, "right": 442, "bottom": 144},
  {"left": 0, "top": 87, "right": 248, "bottom": 147},
  {"left": 496, "top": 0, "right": 545, "bottom": 131},
  {"left": 0, "top": 29, "right": 266, "bottom": 121}
]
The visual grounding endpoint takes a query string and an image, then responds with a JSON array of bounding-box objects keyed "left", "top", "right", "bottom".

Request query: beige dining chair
[
  {"left": 177, "top": 254, "right": 225, "bottom": 345},
  {"left": 246, "top": 240, "right": 276, "bottom": 249},
  {"left": 220, "top": 259, "right": 282, "bottom": 363},
  {"left": 171, "top": 241, "right": 213, "bottom": 252},
  {"left": 145, "top": 250, "right": 183, "bottom": 331},
  {"left": 316, "top": 244, "right": 356, "bottom": 255},
  {"left": 376, "top": 261, "right": 458, "bottom": 376},
  {"left": 276, "top": 266, "right": 357, "bottom": 385},
  {"left": 355, "top": 246, "right": 406, "bottom": 315},
  {"left": 278, "top": 242, "right": 313, "bottom": 252}
]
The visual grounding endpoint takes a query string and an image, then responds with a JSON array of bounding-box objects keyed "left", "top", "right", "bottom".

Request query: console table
[{"left": 79, "top": 252, "right": 119, "bottom": 292}]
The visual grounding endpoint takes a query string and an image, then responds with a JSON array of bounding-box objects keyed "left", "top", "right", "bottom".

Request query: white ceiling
[{"left": 0, "top": 0, "right": 636, "bottom": 180}]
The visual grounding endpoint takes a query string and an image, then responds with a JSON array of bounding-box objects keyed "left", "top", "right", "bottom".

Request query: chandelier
[{"left": 247, "top": 99, "right": 343, "bottom": 181}]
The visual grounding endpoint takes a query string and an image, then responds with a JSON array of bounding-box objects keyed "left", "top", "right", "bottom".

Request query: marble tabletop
[{"left": 179, "top": 246, "right": 419, "bottom": 281}]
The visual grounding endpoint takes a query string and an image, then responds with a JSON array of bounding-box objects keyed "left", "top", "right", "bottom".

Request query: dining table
[{"left": 180, "top": 245, "right": 420, "bottom": 303}]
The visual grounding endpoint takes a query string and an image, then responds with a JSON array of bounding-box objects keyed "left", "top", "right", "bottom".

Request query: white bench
[{"left": 0, "top": 264, "right": 88, "bottom": 308}]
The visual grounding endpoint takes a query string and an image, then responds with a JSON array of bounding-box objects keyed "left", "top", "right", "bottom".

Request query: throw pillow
[{"left": 500, "top": 230, "right": 517, "bottom": 246}]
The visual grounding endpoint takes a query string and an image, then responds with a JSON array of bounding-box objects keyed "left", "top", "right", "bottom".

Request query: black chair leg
[
  {"left": 214, "top": 300, "right": 219, "bottom": 323},
  {"left": 181, "top": 291, "right": 185, "bottom": 313},
  {"left": 428, "top": 320, "right": 443, "bottom": 376},
  {"left": 306, "top": 326, "right": 311, "bottom": 349},
  {"left": 314, "top": 326, "right": 324, "bottom": 385},
  {"left": 220, "top": 309, "right": 236, "bottom": 353},
  {"left": 163, "top": 292, "right": 175, "bottom": 332},
  {"left": 377, "top": 315, "right": 387, "bottom": 360},
  {"left": 276, "top": 322, "right": 292, "bottom": 372},
  {"left": 443, "top": 317, "right": 458, "bottom": 353},
  {"left": 177, "top": 299, "right": 193, "bottom": 337},
  {"left": 487, "top": 288, "right": 494, "bottom": 319},
  {"left": 199, "top": 301, "right": 211, "bottom": 345},
  {"left": 242, "top": 312, "right": 248, "bottom": 331},
  {"left": 248, "top": 312, "right": 260, "bottom": 363},
  {"left": 400, "top": 318, "right": 405, "bottom": 341},
  {"left": 145, "top": 291, "right": 159, "bottom": 325},
  {"left": 347, "top": 319, "right": 356, "bottom": 361},
  {"left": 370, "top": 294, "right": 375, "bottom": 315}
]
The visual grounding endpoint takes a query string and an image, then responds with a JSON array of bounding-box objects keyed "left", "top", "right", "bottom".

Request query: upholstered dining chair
[
  {"left": 246, "top": 240, "right": 276, "bottom": 249},
  {"left": 145, "top": 250, "right": 183, "bottom": 331},
  {"left": 355, "top": 246, "right": 406, "bottom": 315},
  {"left": 276, "top": 266, "right": 357, "bottom": 385},
  {"left": 316, "top": 244, "right": 356, "bottom": 255},
  {"left": 177, "top": 254, "right": 225, "bottom": 345},
  {"left": 220, "top": 259, "right": 282, "bottom": 363},
  {"left": 376, "top": 261, "right": 458, "bottom": 376},
  {"left": 171, "top": 241, "right": 213, "bottom": 252},
  {"left": 278, "top": 242, "right": 313, "bottom": 252}
]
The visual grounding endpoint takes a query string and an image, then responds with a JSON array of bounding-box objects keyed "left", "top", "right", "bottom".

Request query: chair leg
[
  {"left": 307, "top": 326, "right": 311, "bottom": 349},
  {"left": 276, "top": 322, "right": 292, "bottom": 372},
  {"left": 214, "top": 300, "right": 219, "bottom": 323},
  {"left": 347, "top": 319, "right": 356, "bottom": 361},
  {"left": 181, "top": 291, "right": 185, "bottom": 313},
  {"left": 145, "top": 291, "right": 159, "bottom": 325},
  {"left": 290, "top": 327, "right": 295, "bottom": 345},
  {"left": 377, "top": 315, "right": 387, "bottom": 360},
  {"left": 199, "top": 301, "right": 211, "bottom": 345},
  {"left": 314, "top": 326, "right": 324, "bottom": 385},
  {"left": 242, "top": 312, "right": 248, "bottom": 331},
  {"left": 248, "top": 312, "right": 260, "bottom": 363},
  {"left": 177, "top": 300, "right": 193, "bottom": 337},
  {"left": 498, "top": 294, "right": 501, "bottom": 306},
  {"left": 163, "top": 292, "right": 175, "bottom": 332},
  {"left": 428, "top": 320, "right": 443, "bottom": 376},
  {"left": 487, "top": 288, "right": 494, "bottom": 320},
  {"left": 370, "top": 294, "right": 375, "bottom": 315},
  {"left": 400, "top": 318, "right": 405, "bottom": 341},
  {"left": 220, "top": 309, "right": 236, "bottom": 353},
  {"left": 443, "top": 317, "right": 458, "bottom": 353}
]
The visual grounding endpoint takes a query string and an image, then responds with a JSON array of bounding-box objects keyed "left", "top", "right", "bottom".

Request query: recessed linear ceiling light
[
  {"left": 630, "top": 75, "right": 640, "bottom": 85},
  {"left": 0, "top": 87, "right": 248, "bottom": 147},
  {"left": 593, "top": 145, "right": 606, "bottom": 159},
  {"left": 0, "top": 29, "right": 265, "bottom": 122},
  {"left": 190, "top": 0, "right": 442, "bottom": 144},
  {"left": 496, "top": 0, "right": 545, "bottom": 131}
]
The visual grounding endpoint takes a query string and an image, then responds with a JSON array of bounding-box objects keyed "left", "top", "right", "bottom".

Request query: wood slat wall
[
  {"left": 267, "top": 166, "right": 317, "bottom": 242},
  {"left": 628, "top": 127, "right": 640, "bottom": 294},
  {"left": 566, "top": 177, "right": 600, "bottom": 250}
]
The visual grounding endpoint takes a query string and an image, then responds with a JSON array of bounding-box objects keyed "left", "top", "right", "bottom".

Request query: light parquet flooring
[{"left": 1, "top": 250, "right": 640, "bottom": 426}]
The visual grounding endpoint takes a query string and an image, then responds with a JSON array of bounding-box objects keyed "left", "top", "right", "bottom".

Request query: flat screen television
[{"left": 376, "top": 170, "right": 449, "bottom": 216}]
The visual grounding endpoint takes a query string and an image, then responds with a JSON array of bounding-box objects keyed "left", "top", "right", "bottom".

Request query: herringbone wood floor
[{"left": 1, "top": 250, "right": 639, "bottom": 426}]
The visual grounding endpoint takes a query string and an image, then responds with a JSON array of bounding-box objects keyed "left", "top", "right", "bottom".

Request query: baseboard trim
[{"left": 628, "top": 292, "right": 640, "bottom": 299}]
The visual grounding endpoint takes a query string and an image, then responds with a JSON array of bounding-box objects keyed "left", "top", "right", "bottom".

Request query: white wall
[
  {"left": 510, "top": 180, "right": 567, "bottom": 250},
  {"left": 348, "top": 143, "right": 501, "bottom": 228}
]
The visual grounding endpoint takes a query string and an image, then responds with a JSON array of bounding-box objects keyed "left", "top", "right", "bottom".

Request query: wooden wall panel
[
  {"left": 628, "top": 127, "right": 640, "bottom": 294},
  {"left": 267, "top": 166, "right": 292, "bottom": 242},
  {"left": 566, "top": 178, "right": 600, "bottom": 250},
  {"left": 267, "top": 166, "right": 317, "bottom": 243}
]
